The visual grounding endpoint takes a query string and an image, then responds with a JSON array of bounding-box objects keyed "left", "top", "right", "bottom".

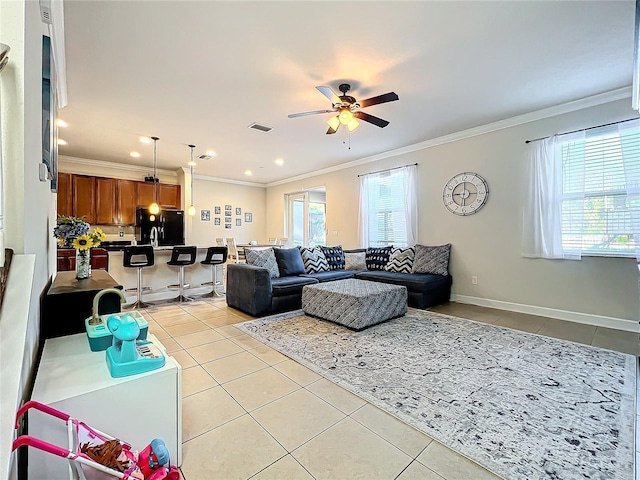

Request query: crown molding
[
  {"left": 59, "top": 155, "right": 178, "bottom": 177},
  {"left": 266, "top": 86, "right": 633, "bottom": 188},
  {"left": 193, "top": 173, "right": 265, "bottom": 188}
]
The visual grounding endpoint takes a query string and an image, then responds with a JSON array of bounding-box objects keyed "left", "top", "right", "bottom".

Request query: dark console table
[{"left": 42, "top": 270, "right": 123, "bottom": 339}]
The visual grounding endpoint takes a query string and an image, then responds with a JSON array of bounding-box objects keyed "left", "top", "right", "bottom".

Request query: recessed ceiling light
[
  {"left": 244, "top": 170, "right": 252, "bottom": 176},
  {"left": 275, "top": 158, "right": 284, "bottom": 166},
  {"left": 130, "top": 151, "right": 141, "bottom": 158},
  {"left": 205, "top": 150, "right": 216, "bottom": 157},
  {"left": 57, "top": 139, "right": 67, "bottom": 145},
  {"left": 188, "top": 160, "right": 197, "bottom": 166},
  {"left": 56, "top": 119, "right": 68, "bottom": 127},
  {"left": 139, "top": 136, "right": 152, "bottom": 144}
]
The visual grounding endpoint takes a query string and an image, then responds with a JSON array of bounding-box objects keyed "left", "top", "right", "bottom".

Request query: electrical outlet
[
  {"left": 332, "top": 231, "right": 338, "bottom": 237},
  {"left": 472, "top": 275, "right": 478, "bottom": 285},
  {"left": 119, "top": 231, "right": 124, "bottom": 237}
]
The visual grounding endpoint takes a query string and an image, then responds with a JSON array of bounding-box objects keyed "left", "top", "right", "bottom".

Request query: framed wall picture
[
  {"left": 201, "top": 210, "right": 210, "bottom": 221},
  {"left": 225, "top": 205, "right": 232, "bottom": 211},
  {"left": 235, "top": 207, "right": 241, "bottom": 215},
  {"left": 236, "top": 218, "right": 241, "bottom": 226},
  {"left": 214, "top": 206, "right": 221, "bottom": 215},
  {"left": 245, "top": 212, "right": 252, "bottom": 223},
  {"left": 225, "top": 211, "right": 231, "bottom": 217},
  {"left": 225, "top": 223, "right": 232, "bottom": 229},
  {"left": 214, "top": 217, "right": 220, "bottom": 226}
]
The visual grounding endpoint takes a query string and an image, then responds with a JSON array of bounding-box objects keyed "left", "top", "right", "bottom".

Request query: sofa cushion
[
  {"left": 320, "top": 245, "right": 345, "bottom": 270},
  {"left": 355, "top": 270, "right": 451, "bottom": 292},
  {"left": 384, "top": 246, "right": 415, "bottom": 274},
  {"left": 271, "top": 276, "right": 318, "bottom": 297},
  {"left": 274, "top": 247, "right": 306, "bottom": 276},
  {"left": 299, "top": 247, "right": 329, "bottom": 273},
  {"left": 301, "top": 270, "right": 356, "bottom": 282},
  {"left": 413, "top": 244, "right": 451, "bottom": 276},
  {"left": 344, "top": 251, "right": 367, "bottom": 270},
  {"left": 245, "top": 247, "right": 280, "bottom": 278},
  {"left": 365, "top": 246, "right": 392, "bottom": 271}
]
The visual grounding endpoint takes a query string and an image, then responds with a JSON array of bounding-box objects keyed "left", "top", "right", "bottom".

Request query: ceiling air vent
[
  {"left": 197, "top": 154, "right": 214, "bottom": 161},
  {"left": 248, "top": 123, "right": 273, "bottom": 133}
]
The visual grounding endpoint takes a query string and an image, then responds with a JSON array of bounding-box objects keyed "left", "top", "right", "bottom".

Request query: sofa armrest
[{"left": 226, "top": 263, "right": 273, "bottom": 316}]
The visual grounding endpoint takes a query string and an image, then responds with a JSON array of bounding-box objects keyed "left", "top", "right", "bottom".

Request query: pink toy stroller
[{"left": 13, "top": 401, "right": 180, "bottom": 480}]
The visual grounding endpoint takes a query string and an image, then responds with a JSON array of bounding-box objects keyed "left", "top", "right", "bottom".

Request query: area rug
[{"left": 236, "top": 309, "right": 636, "bottom": 480}]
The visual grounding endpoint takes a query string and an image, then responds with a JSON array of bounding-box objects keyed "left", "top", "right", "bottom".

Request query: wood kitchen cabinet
[
  {"left": 117, "top": 180, "right": 138, "bottom": 224},
  {"left": 59, "top": 173, "right": 181, "bottom": 225},
  {"left": 57, "top": 172, "right": 72, "bottom": 217},
  {"left": 159, "top": 183, "right": 181, "bottom": 209},
  {"left": 56, "top": 248, "right": 109, "bottom": 272},
  {"left": 72, "top": 175, "right": 96, "bottom": 224},
  {"left": 137, "top": 182, "right": 155, "bottom": 209},
  {"left": 96, "top": 177, "right": 116, "bottom": 225}
]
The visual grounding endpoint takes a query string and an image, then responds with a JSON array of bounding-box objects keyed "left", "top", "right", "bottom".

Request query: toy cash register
[{"left": 105, "top": 313, "right": 166, "bottom": 378}]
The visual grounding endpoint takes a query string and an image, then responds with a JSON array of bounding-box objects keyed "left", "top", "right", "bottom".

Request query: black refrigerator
[{"left": 135, "top": 208, "right": 185, "bottom": 246}]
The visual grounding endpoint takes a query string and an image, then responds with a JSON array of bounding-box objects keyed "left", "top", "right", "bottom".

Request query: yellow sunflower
[
  {"left": 96, "top": 228, "right": 107, "bottom": 241},
  {"left": 73, "top": 234, "right": 93, "bottom": 251},
  {"left": 57, "top": 237, "right": 66, "bottom": 247}
]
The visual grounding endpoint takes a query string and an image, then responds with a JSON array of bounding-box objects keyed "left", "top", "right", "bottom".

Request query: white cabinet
[{"left": 28, "top": 334, "right": 182, "bottom": 479}]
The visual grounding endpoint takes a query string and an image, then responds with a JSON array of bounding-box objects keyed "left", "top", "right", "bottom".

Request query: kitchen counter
[{"left": 108, "top": 246, "right": 217, "bottom": 302}]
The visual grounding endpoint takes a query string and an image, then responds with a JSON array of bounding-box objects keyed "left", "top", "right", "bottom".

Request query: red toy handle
[{"left": 12, "top": 435, "right": 71, "bottom": 458}]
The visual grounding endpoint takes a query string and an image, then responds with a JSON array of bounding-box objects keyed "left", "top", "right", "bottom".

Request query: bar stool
[
  {"left": 200, "top": 246, "right": 228, "bottom": 297},
  {"left": 167, "top": 246, "right": 198, "bottom": 302},
  {"left": 122, "top": 245, "right": 154, "bottom": 309}
]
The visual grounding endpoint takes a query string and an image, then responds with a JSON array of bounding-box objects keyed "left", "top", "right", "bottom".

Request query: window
[
  {"left": 523, "top": 119, "right": 640, "bottom": 259},
  {"left": 359, "top": 165, "right": 417, "bottom": 248},
  {"left": 560, "top": 124, "right": 640, "bottom": 256}
]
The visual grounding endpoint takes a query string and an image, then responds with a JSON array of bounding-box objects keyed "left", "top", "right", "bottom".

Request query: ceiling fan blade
[
  {"left": 288, "top": 109, "right": 335, "bottom": 119},
  {"left": 354, "top": 111, "right": 390, "bottom": 128},
  {"left": 358, "top": 92, "right": 399, "bottom": 109},
  {"left": 326, "top": 125, "right": 339, "bottom": 135},
  {"left": 316, "top": 86, "right": 342, "bottom": 104}
]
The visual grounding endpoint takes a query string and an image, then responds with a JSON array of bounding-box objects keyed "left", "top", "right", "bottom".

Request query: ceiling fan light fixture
[
  {"left": 347, "top": 118, "right": 360, "bottom": 132},
  {"left": 327, "top": 116, "right": 340, "bottom": 130},
  {"left": 338, "top": 108, "right": 353, "bottom": 125}
]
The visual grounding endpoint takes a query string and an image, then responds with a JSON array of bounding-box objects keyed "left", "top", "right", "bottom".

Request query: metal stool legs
[
  {"left": 201, "top": 264, "right": 224, "bottom": 298},
  {"left": 169, "top": 265, "right": 195, "bottom": 302},
  {"left": 125, "top": 266, "right": 153, "bottom": 309}
]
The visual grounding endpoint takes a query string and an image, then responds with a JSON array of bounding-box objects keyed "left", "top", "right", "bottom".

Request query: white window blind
[
  {"left": 523, "top": 119, "right": 640, "bottom": 260},
  {"left": 358, "top": 165, "right": 417, "bottom": 248},
  {"left": 560, "top": 121, "right": 640, "bottom": 257}
]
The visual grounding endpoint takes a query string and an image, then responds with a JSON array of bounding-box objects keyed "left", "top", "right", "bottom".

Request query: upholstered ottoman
[{"left": 302, "top": 278, "right": 407, "bottom": 330}]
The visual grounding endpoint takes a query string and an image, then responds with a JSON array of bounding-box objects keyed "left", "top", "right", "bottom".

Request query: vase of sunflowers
[{"left": 53, "top": 215, "right": 106, "bottom": 279}]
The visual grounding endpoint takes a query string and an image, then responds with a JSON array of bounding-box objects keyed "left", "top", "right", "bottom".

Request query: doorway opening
[{"left": 285, "top": 187, "right": 326, "bottom": 247}]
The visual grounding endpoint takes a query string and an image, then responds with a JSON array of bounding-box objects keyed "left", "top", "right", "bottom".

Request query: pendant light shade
[
  {"left": 327, "top": 116, "right": 340, "bottom": 131},
  {"left": 187, "top": 144, "right": 196, "bottom": 216},
  {"left": 149, "top": 136, "right": 160, "bottom": 214}
]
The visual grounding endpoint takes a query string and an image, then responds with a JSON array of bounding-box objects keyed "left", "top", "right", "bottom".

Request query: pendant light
[
  {"left": 149, "top": 136, "right": 160, "bottom": 215},
  {"left": 187, "top": 144, "right": 196, "bottom": 216}
]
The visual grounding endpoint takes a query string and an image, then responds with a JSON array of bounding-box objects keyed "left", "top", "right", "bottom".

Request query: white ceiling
[{"left": 59, "top": 1, "right": 635, "bottom": 185}]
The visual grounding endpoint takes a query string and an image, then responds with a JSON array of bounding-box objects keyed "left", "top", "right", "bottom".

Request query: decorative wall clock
[{"left": 442, "top": 172, "right": 489, "bottom": 216}]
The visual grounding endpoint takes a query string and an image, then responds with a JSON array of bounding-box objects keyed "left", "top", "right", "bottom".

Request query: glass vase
[{"left": 75, "top": 249, "right": 91, "bottom": 279}]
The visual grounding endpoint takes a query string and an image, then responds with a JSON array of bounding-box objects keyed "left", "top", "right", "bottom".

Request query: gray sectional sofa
[{"left": 226, "top": 246, "right": 452, "bottom": 317}]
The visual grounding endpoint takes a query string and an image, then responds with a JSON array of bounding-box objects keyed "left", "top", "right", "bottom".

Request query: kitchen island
[{"left": 108, "top": 246, "right": 220, "bottom": 302}]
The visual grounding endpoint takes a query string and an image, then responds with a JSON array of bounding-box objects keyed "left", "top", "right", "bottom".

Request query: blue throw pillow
[
  {"left": 320, "top": 245, "right": 345, "bottom": 270},
  {"left": 365, "top": 246, "right": 392, "bottom": 271},
  {"left": 273, "top": 248, "right": 306, "bottom": 277}
]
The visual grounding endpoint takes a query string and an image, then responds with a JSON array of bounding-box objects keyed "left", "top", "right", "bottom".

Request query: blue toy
[{"left": 105, "top": 313, "right": 165, "bottom": 378}]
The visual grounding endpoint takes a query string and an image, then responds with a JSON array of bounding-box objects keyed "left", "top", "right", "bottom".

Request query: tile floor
[{"left": 137, "top": 298, "right": 638, "bottom": 480}]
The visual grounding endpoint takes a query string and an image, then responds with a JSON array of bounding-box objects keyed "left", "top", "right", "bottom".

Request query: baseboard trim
[{"left": 450, "top": 294, "right": 639, "bottom": 333}]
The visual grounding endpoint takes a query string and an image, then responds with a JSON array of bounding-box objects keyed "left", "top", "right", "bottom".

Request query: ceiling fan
[{"left": 288, "top": 83, "right": 399, "bottom": 134}]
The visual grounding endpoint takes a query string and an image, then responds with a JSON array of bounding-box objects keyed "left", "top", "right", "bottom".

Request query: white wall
[
  {"left": 266, "top": 98, "right": 639, "bottom": 327},
  {"left": 186, "top": 176, "right": 266, "bottom": 246},
  {"left": 1, "top": 1, "right": 59, "bottom": 478}
]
